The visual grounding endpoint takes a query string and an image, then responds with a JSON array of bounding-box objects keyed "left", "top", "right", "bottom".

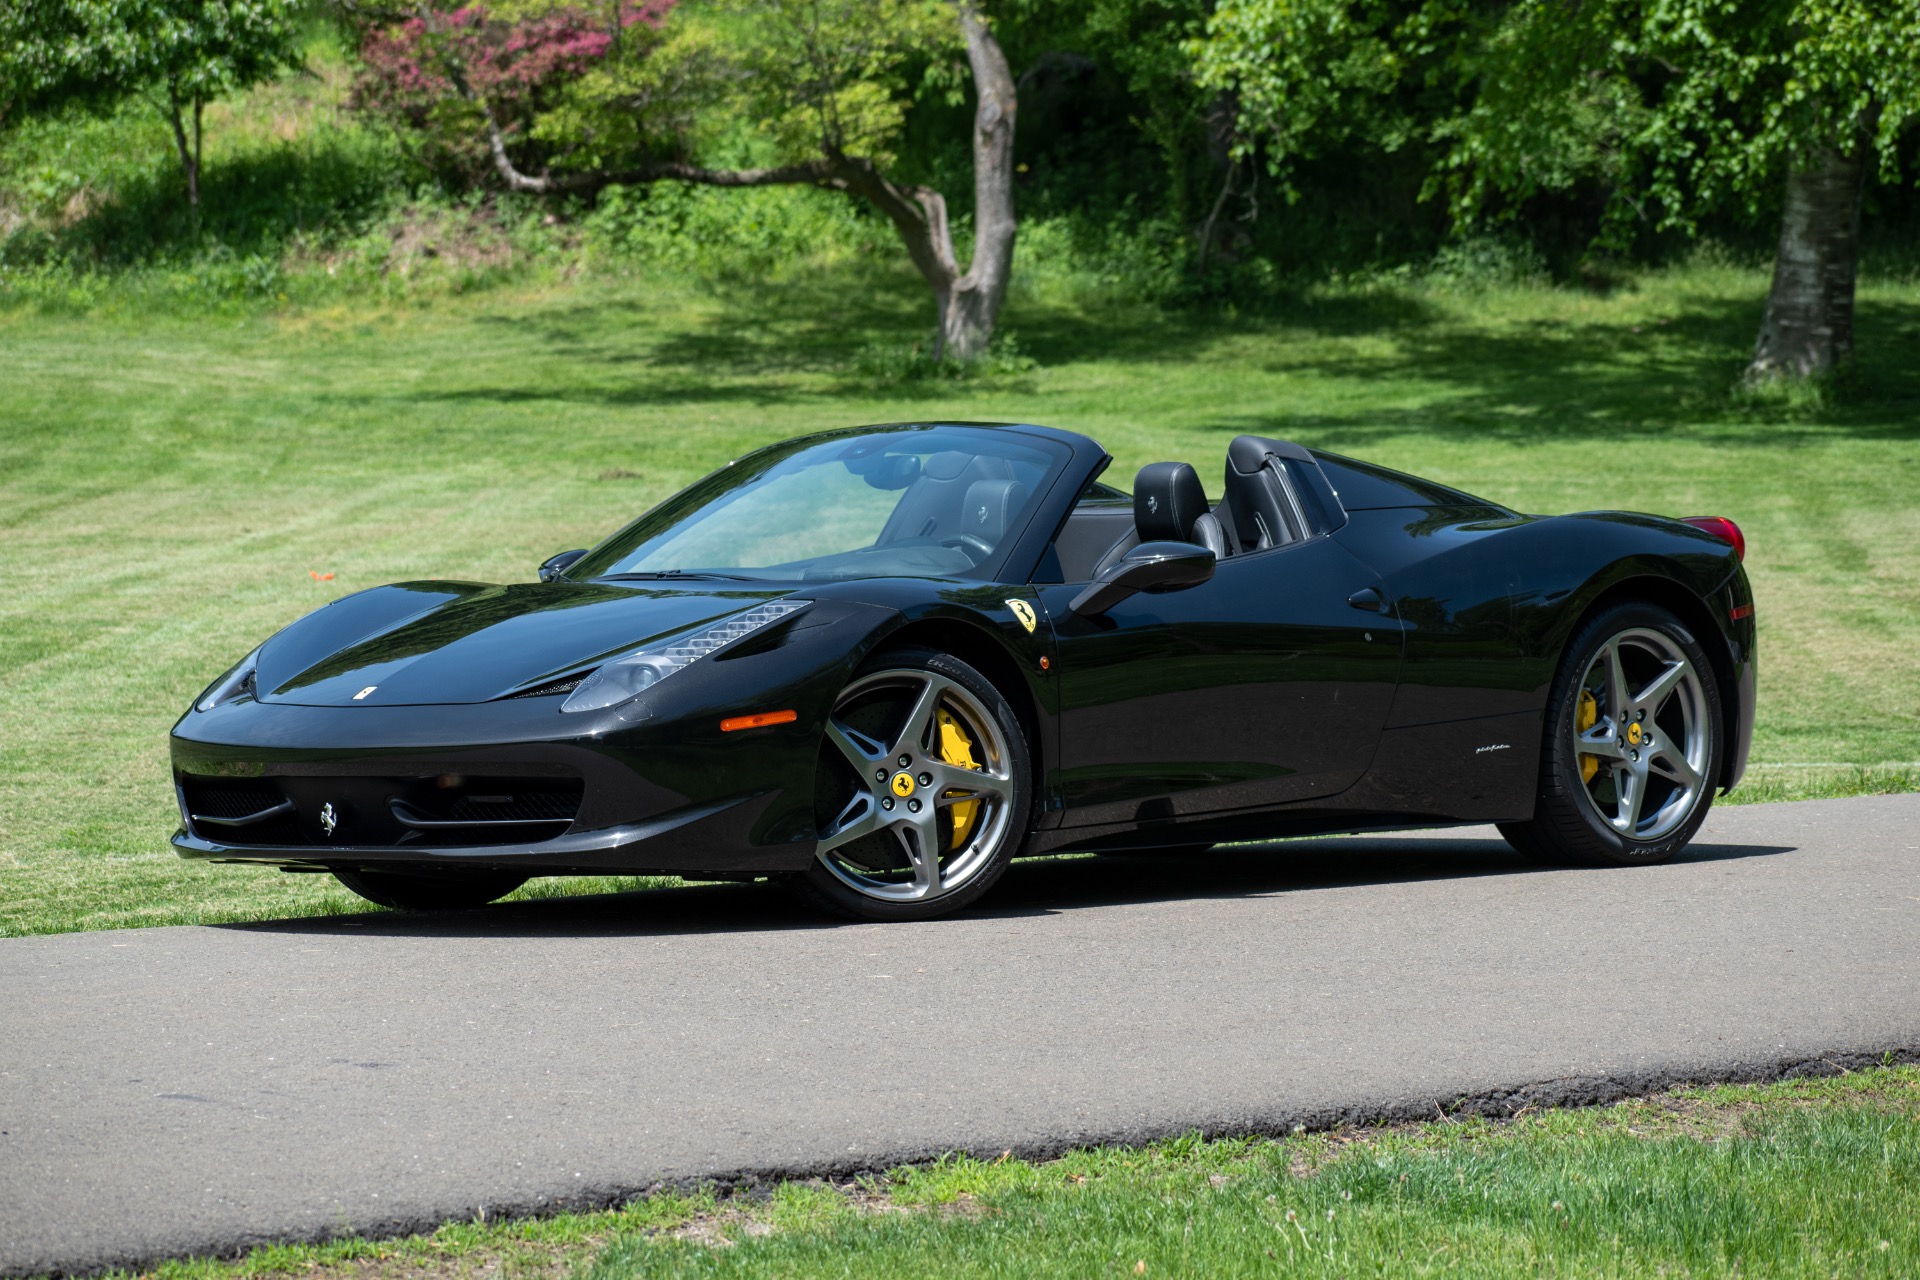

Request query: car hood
[{"left": 257, "top": 580, "right": 794, "bottom": 707}]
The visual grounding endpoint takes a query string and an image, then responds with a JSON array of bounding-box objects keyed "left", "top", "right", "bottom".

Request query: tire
[
  {"left": 789, "top": 646, "right": 1034, "bottom": 922},
  {"left": 333, "top": 868, "right": 529, "bottom": 911},
  {"left": 1498, "top": 601, "right": 1722, "bottom": 867}
]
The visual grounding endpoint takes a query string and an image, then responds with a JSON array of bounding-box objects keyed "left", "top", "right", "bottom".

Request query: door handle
[{"left": 1347, "top": 587, "right": 1385, "bottom": 612}]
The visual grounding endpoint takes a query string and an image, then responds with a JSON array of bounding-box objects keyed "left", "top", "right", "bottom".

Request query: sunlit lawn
[{"left": 3, "top": 258, "right": 1917, "bottom": 935}]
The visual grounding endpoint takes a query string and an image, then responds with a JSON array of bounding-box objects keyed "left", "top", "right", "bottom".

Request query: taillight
[{"left": 1681, "top": 516, "right": 1745, "bottom": 562}]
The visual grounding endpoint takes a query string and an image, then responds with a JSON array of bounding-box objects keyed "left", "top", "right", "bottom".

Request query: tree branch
[
  {"left": 426, "top": 0, "right": 1011, "bottom": 353},
  {"left": 440, "top": 39, "right": 842, "bottom": 198},
  {"left": 1196, "top": 158, "right": 1238, "bottom": 272}
]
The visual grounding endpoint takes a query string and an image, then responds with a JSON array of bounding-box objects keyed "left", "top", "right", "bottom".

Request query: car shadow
[
  {"left": 981, "top": 834, "right": 1798, "bottom": 915},
  {"left": 219, "top": 834, "right": 1797, "bottom": 940}
]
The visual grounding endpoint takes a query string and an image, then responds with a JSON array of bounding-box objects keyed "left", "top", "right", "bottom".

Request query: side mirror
[
  {"left": 1069, "top": 540, "right": 1216, "bottom": 617},
  {"left": 539, "top": 549, "right": 588, "bottom": 582}
]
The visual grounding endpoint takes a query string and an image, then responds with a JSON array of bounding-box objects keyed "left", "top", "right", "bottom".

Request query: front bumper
[
  {"left": 170, "top": 684, "right": 828, "bottom": 878},
  {"left": 171, "top": 790, "right": 809, "bottom": 876}
]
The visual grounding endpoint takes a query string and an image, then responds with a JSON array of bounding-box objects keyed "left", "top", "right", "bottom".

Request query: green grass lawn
[
  {"left": 122, "top": 1066, "right": 1920, "bottom": 1280},
  {"left": 3, "top": 258, "right": 1918, "bottom": 937}
]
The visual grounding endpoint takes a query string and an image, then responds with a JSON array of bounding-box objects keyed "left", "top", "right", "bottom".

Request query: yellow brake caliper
[
  {"left": 935, "top": 707, "right": 982, "bottom": 851},
  {"left": 1577, "top": 689, "right": 1600, "bottom": 784}
]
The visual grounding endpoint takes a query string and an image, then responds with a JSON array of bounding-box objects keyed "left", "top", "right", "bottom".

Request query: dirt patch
[
  {"left": 1274, "top": 1062, "right": 1920, "bottom": 1177},
  {"left": 382, "top": 206, "right": 517, "bottom": 276}
]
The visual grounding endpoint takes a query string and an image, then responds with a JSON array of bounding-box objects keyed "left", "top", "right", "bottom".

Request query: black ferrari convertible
[{"left": 172, "top": 422, "right": 1754, "bottom": 920}]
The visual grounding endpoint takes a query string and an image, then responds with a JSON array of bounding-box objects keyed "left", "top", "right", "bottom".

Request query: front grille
[
  {"left": 446, "top": 790, "right": 579, "bottom": 822},
  {"left": 184, "top": 780, "right": 283, "bottom": 820},
  {"left": 179, "top": 773, "right": 583, "bottom": 849}
]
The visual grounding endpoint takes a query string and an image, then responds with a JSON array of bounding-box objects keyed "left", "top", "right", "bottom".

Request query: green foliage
[
  {"left": 710, "top": 0, "right": 959, "bottom": 167},
  {"left": 1, "top": 107, "right": 402, "bottom": 272},
  {"left": 1189, "top": 0, "right": 1424, "bottom": 188},
  {"left": 0, "top": 0, "right": 305, "bottom": 203},
  {"left": 529, "top": 12, "right": 719, "bottom": 172},
  {"left": 352, "top": 1, "right": 683, "bottom": 184},
  {"left": 580, "top": 180, "right": 887, "bottom": 275},
  {"left": 365, "top": 0, "right": 965, "bottom": 183},
  {"left": 0, "top": 0, "right": 301, "bottom": 117},
  {"left": 1196, "top": 0, "right": 1920, "bottom": 244},
  {"left": 1440, "top": 0, "right": 1920, "bottom": 240}
]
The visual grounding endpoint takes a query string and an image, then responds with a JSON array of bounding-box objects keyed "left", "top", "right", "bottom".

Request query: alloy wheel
[
  {"left": 1571, "top": 626, "right": 1712, "bottom": 842},
  {"left": 815, "top": 668, "right": 1017, "bottom": 903}
]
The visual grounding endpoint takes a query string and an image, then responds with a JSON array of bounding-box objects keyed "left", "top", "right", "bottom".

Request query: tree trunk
[
  {"left": 1746, "top": 143, "right": 1865, "bottom": 383},
  {"left": 164, "top": 85, "right": 201, "bottom": 209},
  {"left": 935, "top": 2, "right": 1017, "bottom": 361},
  {"left": 466, "top": 2, "right": 1018, "bottom": 361}
]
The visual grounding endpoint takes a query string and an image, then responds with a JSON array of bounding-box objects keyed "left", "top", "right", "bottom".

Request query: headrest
[
  {"left": 963, "top": 479, "right": 1028, "bottom": 542},
  {"left": 1133, "top": 461, "right": 1208, "bottom": 542},
  {"left": 922, "top": 450, "right": 974, "bottom": 480}
]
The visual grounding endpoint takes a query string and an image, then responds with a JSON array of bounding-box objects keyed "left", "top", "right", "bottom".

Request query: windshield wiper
[{"left": 598, "top": 570, "right": 761, "bottom": 583}]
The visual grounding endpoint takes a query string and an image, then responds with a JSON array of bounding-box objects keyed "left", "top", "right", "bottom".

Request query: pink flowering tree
[
  {"left": 354, "top": 0, "right": 1019, "bottom": 362},
  {"left": 354, "top": 1, "right": 677, "bottom": 181}
]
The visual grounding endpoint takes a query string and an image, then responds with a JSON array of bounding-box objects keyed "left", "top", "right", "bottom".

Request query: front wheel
[
  {"left": 333, "top": 868, "right": 529, "bottom": 911},
  {"left": 1499, "top": 601, "right": 1722, "bottom": 866},
  {"left": 790, "top": 646, "right": 1032, "bottom": 921}
]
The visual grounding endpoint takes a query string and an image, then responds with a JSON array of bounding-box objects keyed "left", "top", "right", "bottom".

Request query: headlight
[
  {"left": 194, "top": 648, "right": 261, "bottom": 712},
  {"left": 560, "top": 598, "right": 810, "bottom": 714}
]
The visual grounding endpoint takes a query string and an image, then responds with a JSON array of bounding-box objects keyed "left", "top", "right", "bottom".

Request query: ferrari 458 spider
[{"left": 172, "top": 422, "right": 1754, "bottom": 920}]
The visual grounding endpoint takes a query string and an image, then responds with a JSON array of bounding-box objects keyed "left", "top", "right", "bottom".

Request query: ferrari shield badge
[{"left": 1006, "top": 599, "right": 1038, "bottom": 633}]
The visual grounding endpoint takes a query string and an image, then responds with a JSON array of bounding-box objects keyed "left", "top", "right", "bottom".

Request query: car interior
[
  {"left": 779, "top": 447, "right": 1046, "bottom": 580},
  {"left": 1041, "top": 434, "right": 1342, "bottom": 582}
]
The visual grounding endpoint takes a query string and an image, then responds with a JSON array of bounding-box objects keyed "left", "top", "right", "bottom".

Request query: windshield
[{"left": 568, "top": 425, "right": 1070, "bottom": 583}]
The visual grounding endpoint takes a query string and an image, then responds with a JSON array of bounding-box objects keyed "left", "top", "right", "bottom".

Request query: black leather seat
[
  {"left": 1221, "top": 435, "right": 1310, "bottom": 553},
  {"left": 1093, "top": 462, "right": 1226, "bottom": 573},
  {"left": 961, "top": 478, "right": 1028, "bottom": 547},
  {"left": 877, "top": 450, "right": 1016, "bottom": 545}
]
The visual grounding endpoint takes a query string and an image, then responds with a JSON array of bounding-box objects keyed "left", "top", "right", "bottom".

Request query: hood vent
[{"left": 504, "top": 670, "right": 595, "bottom": 700}]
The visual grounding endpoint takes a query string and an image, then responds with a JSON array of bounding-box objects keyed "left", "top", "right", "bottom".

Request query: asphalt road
[{"left": 4, "top": 793, "right": 1918, "bottom": 1276}]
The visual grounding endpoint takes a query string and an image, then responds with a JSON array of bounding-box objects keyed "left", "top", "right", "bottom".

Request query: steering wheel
[{"left": 940, "top": 534, "right": 995, "bottom": 561}]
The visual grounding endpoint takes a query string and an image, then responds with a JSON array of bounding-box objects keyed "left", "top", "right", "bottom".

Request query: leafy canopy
[
  {"left": 0, "top": 0, "right": 303, "bottom": 118},
  {"left": 354, "top": 0, "right": 964, "bottom": 178},
  {"left": 1191, "top": 0, "right": 1920, "bottom": 231}
]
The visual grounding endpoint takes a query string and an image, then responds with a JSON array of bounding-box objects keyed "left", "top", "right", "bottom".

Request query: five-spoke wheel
[
  {"left": 1500, "top": 601, "right": 1722, "bottom": 866},
  {"left": 791, "top": 646, "right": 1031, "bottom": 920}
]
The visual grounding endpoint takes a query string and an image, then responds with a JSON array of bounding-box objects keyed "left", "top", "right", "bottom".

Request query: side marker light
[
  {"left": 1730, "top": 604, "right": 1754, "bottom": 621},
  {"left": 1039, "top": 656, "right": 1051, "bottom": 671},
  {"left": 720, "top": 709, "right": 798, "bottom": 732}
]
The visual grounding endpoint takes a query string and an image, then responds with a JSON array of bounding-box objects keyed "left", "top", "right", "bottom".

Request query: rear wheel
[
  {"left": 790, "top": 647, "right": 1032, "bottom": 921},
  {"left": 1499, "top": 601, "right": 1721, "bottom": 866},
  {"left": 333, "top": 869, "right": 528, "bottom": 911}
]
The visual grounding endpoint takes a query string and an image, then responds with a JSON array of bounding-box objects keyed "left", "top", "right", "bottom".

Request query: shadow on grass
[
  {"left": 341, "top": 268, "right": 1920, "bottom": 445},
  {"left": 219, "top": 833, "right": 1795, "bottom": 940},
  {"left": 1209, "top": 297, "right": 1920, "bottom": 450},
  {"left": 8, "top": 131, "right": 401, "bottom": 270}
]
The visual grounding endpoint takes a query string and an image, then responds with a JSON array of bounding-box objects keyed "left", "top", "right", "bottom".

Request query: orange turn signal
[{"left": 720, "top": 709, "right": 798, "bottom": 733}]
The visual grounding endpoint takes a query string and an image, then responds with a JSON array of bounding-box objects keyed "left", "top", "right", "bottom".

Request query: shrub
[{"left": 351, "top": 1, "right": 674, "bottom": 182}]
